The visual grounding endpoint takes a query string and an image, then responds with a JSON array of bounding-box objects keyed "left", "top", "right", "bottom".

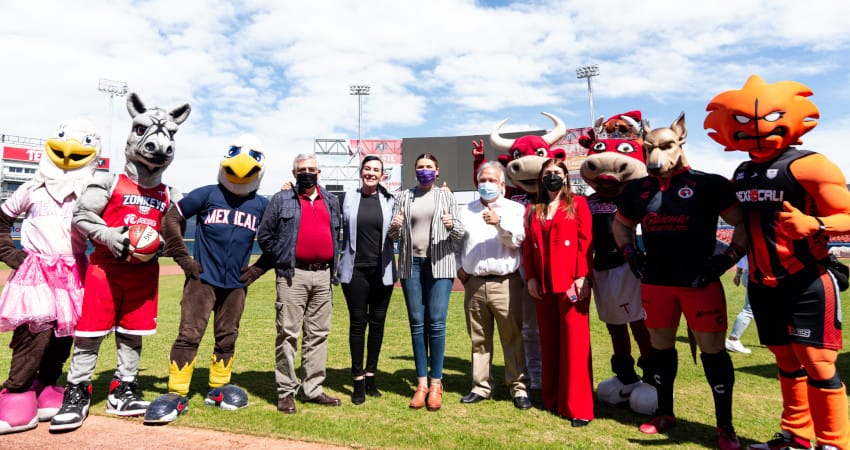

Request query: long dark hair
[
  {"left": 361, "top": 155, "right": 392, "bottom": 200},
  {"left": 529, "top": 158, "right": 575, "bottom": 221}
]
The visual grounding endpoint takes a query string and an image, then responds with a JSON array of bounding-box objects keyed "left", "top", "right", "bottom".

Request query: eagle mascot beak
[
  {"left": 219, "top": 134, "right": 266, "bottom": 196},
  {"left": 44, "top": 120, "right": 101, "bottom": 171}
]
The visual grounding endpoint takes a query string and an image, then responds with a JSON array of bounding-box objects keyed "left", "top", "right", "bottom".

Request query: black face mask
[
  {"left": 296, "top": 172, "right": 317, "bottom": 189},
  {"left": 542, "top": 173, "right": 564, "bottom": 192}
]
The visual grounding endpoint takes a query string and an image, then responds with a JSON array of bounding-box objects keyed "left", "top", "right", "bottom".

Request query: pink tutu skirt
[{"left": 0, "top": 253, "right": 86, "bottom": 337}]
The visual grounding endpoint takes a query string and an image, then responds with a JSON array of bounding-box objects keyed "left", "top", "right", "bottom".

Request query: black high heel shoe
[
  {"left": 365, "top": 376, "right": 381, "bottom": 397},
  {"left": 352, "top": 378, "right": 366, "bottom": 405}
]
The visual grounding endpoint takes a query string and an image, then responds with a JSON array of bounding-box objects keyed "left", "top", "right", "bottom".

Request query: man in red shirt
[{"left": 257, "top": 154, "right": 342, "bottom": 414}]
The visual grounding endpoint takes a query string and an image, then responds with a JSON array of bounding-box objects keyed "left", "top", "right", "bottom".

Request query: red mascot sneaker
[
  {"left": 639, "top": 415, "right": 677, "bottom": 434},
  {"left": 0, "top": 388, "right": 38, "bottom": 434},
  {"left": 718, "top": 426, "right": 742, "bottom": 450}
]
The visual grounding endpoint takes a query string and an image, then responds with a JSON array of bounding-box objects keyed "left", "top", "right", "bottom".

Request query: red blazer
[{"left": 522, "top": 195, "right": 593, "bottom": 294}]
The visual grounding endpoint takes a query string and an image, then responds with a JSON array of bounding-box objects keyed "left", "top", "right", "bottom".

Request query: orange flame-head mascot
[{"left": 705, "top": 75, "right": 850, "bottom": 450}]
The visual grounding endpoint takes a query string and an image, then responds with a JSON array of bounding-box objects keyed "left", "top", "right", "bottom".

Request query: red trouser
[{"left": 535, "top": 292, "right": 593, "bottom": 420}]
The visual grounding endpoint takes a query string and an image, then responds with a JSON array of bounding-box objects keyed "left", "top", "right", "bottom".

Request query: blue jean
[
  {"left": 729, "top": 273, "right": 753, "bottom": 339},
  {"left": 400, "top": 257, "right": 453, "bottom": 379}
]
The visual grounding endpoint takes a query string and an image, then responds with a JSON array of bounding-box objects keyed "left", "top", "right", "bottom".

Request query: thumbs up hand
[
  {"left": 777, "top": 200, "right": 821, "bottom": 240},
  {"left": 391, "top": 208, "right": 405, "bottom": 231},
  {"left": 441, "top": 207, "right": 454, "bottom": 230},
  {"left": 482, "top": 204, "right": 500, "bottom": 226},
  {"left": 440, "top": 181, "right": 452, "bottom": 193}
]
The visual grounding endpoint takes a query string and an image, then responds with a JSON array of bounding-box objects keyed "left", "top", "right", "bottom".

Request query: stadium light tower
[
  {"left": 575, "top": 65, "right": 600, "bottom": 127},
  {"left": 349, "top": 84, "right": 370, "bottom": 157},
  {"left": 97, "top": 78, "right": 129, "bottom": 169}
]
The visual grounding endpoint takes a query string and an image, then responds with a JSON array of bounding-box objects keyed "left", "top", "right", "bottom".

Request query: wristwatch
[{"left": 814, "top": 217, "right": 826, "bottom": 237}]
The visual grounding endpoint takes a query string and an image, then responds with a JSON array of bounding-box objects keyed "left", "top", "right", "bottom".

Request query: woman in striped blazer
[{"left": 389, "top": 153, "right": 464, "bottom": 412}]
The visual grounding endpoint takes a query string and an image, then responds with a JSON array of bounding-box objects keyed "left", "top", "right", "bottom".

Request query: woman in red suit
[{"left": 523, "top": 158, "right": 594, "bottom": 427}]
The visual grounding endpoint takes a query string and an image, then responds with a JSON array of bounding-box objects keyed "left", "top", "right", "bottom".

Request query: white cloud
[{"left": 2, "top": 0, "right": 850, "bottom": 195}]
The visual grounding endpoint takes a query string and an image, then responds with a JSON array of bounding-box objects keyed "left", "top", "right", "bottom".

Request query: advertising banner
[
  {"left": 3, "top": 145, "right": 111, "bottom": 170},
  {"left": 352, "top": 139, "right": 403, "bottom": 165}
]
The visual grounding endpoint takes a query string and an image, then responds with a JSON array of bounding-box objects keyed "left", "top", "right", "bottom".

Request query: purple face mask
[{"left": 415, "top": 169, "right": 437, "bottom": 186}]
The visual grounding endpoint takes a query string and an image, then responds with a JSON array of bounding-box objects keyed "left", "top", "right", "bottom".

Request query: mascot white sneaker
[{"left": 50, "top": 93, "right": 190, "bottom": 432}]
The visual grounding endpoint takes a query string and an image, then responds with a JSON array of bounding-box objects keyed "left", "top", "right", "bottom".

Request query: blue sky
[{"left": 1, "top": 0, "right": 849, "bottom": 194}]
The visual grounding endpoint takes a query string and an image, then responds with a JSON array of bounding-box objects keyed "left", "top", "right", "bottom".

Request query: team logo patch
[
  {"left": 766, "top": 169, "right": 778, "bottom": 179},
  {"left": 735, "top": 172, "right": 745, "bottom": 180},
  {"left": 677, "top": 187, "right": 694, "bottom": 199}
]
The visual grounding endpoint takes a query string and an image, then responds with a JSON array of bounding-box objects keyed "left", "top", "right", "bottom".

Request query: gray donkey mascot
[{"left": 50, "top": 93, "right": 190, "bottom": 432}]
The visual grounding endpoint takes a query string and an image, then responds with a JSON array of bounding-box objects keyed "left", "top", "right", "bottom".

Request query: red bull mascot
[{"left": 578, "top": 112, "right": 656, "bottom": 416}]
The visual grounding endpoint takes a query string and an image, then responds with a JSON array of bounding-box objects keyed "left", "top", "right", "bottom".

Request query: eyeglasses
[{"left": 295, "top": 167, "right": 319, "bottom": 174}]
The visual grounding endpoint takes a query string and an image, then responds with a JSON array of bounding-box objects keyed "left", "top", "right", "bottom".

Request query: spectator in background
[
  {"left": 338, "top": 155, "right": 397, "bottom": 404},
  {"left": 257, "top": 153, "right": 342, "bottom": 414},
  {"left": 389, "top": 153, "right": 464, "bottom": 412},
  {"left": 522, "top": 158, "right": 594, "bottom": 427},
  {"left": 456, "top": 162, "right": 531, "bottom": 410},
  {"left": 725, "top": 255, "right": 753, "bottom": 354}
]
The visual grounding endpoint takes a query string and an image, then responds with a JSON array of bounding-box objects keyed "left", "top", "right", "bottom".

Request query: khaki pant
[
  {"left": 274, "top": 268, "right": 333, "bottom": 400},
  {"left": 463, "top": 271, "right": 528, "bottom": 398}
]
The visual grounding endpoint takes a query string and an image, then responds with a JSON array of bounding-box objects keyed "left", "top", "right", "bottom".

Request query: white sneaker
[{"left": 725, "top": 338, "right": 752, "bottom": 354}]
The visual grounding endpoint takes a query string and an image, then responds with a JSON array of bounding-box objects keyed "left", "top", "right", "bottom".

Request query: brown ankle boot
[
  {"left": 426, "top": 381, "right": 443, "bottom": 411},
  {"left": 409, "top": 385, "right": 428, "bottom": 409}
]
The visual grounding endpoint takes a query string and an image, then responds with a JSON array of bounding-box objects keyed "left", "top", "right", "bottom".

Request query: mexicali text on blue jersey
[
  {"left": 177, "top": 184, "right": 269, "bottom": 289},
  {"left": 618, "top": 169, "right": 737, "bottom": 287}
]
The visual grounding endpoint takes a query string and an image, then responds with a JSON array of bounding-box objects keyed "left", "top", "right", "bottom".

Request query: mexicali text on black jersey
[
  {"left": 587, "top": 193, "right": 626, "bottom": 271},
  {"left": 177, "top": 184, "right": 269, "bottom": 289},
  {"left": 618, "top": 169, "right": 737, "bottom": 287},
  {"left": 733, "top": 149, "right": 828, "bottom": 287}
]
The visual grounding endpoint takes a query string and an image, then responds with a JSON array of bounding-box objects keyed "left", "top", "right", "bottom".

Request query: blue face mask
[{"left": 477, "top": 182, "right": 500, "bottom": 201}]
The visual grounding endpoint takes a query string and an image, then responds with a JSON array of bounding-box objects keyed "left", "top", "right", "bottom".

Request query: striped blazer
[{"left": 389, "top": 187, "right": 465, "bottom": 279}]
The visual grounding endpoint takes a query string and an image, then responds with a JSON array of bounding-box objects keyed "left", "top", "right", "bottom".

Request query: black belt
[
  {"left": 295, "top": 261, "right": 330, "bottom": 271},
  {"left": 473, "top": 273, "right": 511, "bottom": 280}
]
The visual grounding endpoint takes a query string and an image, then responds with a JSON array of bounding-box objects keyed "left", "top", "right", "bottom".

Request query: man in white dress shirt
[{"left": 456, "top": 161, "right": 531, "bottom": 410}]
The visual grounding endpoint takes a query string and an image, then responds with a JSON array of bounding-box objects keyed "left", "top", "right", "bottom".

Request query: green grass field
[{"left": 1, "top": 270, "right": 848, "bottom": 449}]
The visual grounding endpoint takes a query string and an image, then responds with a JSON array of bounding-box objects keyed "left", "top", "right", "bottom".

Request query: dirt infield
[{"left": 3, "top": 415, "right": 344, "bottom": 450}]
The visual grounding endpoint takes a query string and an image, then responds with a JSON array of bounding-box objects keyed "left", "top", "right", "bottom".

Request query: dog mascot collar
[{"left": 704, "top": 74, "right": 819, "bottom": 163}]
